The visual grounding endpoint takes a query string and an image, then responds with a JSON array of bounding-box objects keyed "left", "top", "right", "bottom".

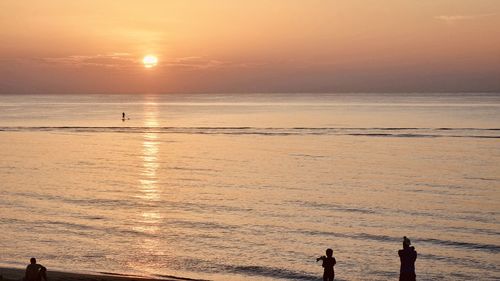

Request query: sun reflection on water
[{"left": 136, "top": 99, "right": 162, "bottom": 235}]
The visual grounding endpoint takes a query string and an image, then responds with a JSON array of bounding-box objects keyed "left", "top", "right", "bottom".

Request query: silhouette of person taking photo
[
  {"left": 24, "top": 258, "right": 47, "bottom": 281},
  {"left": 317, "top": 248, "right": 336, "bottom": 281},
  {"left": 398, "top": 236, "right": 417, "bottom": 281}
]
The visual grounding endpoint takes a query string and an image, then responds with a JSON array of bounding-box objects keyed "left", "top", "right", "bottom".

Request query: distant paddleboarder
[{"left": 122, "top": 112, "right": 130, "bottom": 121}]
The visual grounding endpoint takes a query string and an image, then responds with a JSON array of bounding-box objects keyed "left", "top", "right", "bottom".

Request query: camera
[{"left": 316, "top": 255, "right": 326, "bottom": 262}]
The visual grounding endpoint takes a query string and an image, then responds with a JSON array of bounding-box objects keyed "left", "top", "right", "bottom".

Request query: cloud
[
  {"left": 434, "top": 13, "right": 496, "bottom": 24},
  {"left": 36, "top": 53, "right": 137, "bottom": 69},
  {"left": 161, "top": 56, "right": 226, "bottom": 70},
  {"left": 31, "top": 54, "right": 261, "bottom": 71},
  {"left": 161, "top": 56, "right": 268, "bottom": 70}
]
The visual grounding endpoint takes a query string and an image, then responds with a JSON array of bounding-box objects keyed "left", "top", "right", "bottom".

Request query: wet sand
[{"left": 0, "top": 267, "right": 209, "bottom": 281}]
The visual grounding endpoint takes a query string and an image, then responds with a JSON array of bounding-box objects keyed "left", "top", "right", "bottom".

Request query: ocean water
[{"left": 0, "top": 93, "right": 499, "bottom": 281}]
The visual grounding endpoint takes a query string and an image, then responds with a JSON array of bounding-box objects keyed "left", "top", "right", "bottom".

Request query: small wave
[
  {"left": 347, "top": 133, "right": 393, "bottom": 137},
  {"left": 99, "top": 272, "right": 146, "bottom": 278},
  {"left": 167, "top": 219, "right": 239, "bottom": 231},
  {"left": 464, "top": 177, "right": 500, "bottom": 182},
  {"left": 1, "top": 126, "right": 499, "bottom": 138},
  {"left": 456, "top": 135, "right": 500, "bottom": 139},
  {"left": 156, "top": 274, "right": 211, "bottom": 281},
  {"left": 300, "top": 230, "right": 500, "bottom": 253},
  {"left": 419, "top": 253, "right": 499, "bottom": 271},
  {"left": 356, "top": 233, "right": 500, "bottom": 253},
  {"left": 152, "top": 256, "right": 323, "bottom": 281},
  {"left": 289, "top": 200, "right": 378, "bottom": 215},
  {"left": 102, "top": 271, "right": 209, "bottom": 281},
  {"left": 225, "top": 264, "right": 319, "bottom": 281},
  {"left": 362, "top": 233, "right": 500, "bottom": 252},
  {"left": 420, "top": 238, "right": 500, "bottom": 253},
  {"left": 168, "top": 166, "right": 221, "bottom": 172},
  {"left": 289, "top": 153, "right": 327, "bottom": 159}
]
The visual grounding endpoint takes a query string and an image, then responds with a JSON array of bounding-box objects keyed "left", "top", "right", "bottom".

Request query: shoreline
[{"left": 0, "top": 267, "right": 210, "bottom": 281}]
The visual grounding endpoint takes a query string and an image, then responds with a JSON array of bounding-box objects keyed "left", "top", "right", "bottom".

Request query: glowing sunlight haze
[{"left": 143, "top": 55, "right": 158, "bottom": 68}]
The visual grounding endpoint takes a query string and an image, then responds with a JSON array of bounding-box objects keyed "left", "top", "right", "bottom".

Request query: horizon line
[{"left": 1, "top": 91, "right": 500, "bottom": 96}]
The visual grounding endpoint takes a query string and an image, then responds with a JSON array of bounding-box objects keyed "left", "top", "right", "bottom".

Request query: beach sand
[{"left": 0, "top": 267, "right": 208, "bottom": 281}]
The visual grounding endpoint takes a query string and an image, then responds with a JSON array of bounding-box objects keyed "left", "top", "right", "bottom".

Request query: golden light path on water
[{"left": 134, "top": 97, "right": 164, "bottom": 264}]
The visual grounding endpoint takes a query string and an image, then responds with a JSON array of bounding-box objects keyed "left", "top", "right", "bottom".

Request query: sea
[{"left": 0, "top": 93, "right": 499, "bottom": 281}]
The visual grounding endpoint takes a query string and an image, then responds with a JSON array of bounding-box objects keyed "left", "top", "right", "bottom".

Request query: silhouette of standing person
[
  {"left": 398, "top": 236, "right": 417, "bottom": 281},
  {"left": 122, "top": 112, "right": 126, "bottom": 121},
  {"left": 24, "top": 257, "right": 47, "bottom": 281},
  {"left": 317, "top": 248, "right": 336, "bottom": 281}
]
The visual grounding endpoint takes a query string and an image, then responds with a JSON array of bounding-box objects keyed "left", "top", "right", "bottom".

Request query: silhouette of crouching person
[
  {"left": 398, "top": 237, "right": 417, "bottom": 281},
  {"left": 24, "top": 258, "right": 47, "bottom": 281}
]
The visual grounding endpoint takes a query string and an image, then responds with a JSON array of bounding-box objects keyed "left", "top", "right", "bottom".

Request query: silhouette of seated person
[
  {"left": 398, "top": 236, "right": 417, "bottom": 281},
  {"left": 24, "top": 258, "right": 47, "bottom": 281},
  {"left": 317, "top": 248, "right": 336, "bottom": 281}
]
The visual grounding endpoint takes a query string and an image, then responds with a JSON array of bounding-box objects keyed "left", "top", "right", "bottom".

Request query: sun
[{"left": 143, "top": 55, "right": 158, "bottom": 68}]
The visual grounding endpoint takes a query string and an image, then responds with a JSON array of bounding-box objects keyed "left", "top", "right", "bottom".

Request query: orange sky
[{"left": 1, "top": 0, "right": 499, "bottom": 94}]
